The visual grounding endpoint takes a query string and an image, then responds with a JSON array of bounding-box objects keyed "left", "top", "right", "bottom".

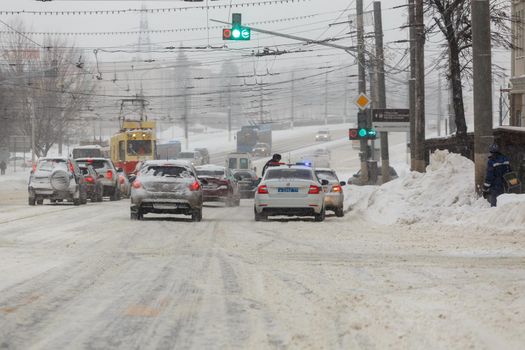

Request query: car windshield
[
  {"left": 37, "top": 159, "right": 67, "bottom": 172},
  {"left": 318, "top": 131, "right": 329, "bottom": 134},
  {"left": 196, "top": 169, "right": 224, "bottom": 177},
  {"left": 143, "top": 166, "right": 193, "bottom": 178},
  {"left": 265, "top": 168, "right": 313, "bottom": 180},
  {"left": 316, "top": 171, "right": 338, "bottom": 181},
  {"left": 77, "top": 160, "right": 110, "bottom": 171}
]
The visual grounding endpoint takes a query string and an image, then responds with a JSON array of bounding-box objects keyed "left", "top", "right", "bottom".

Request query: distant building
[{"left": 510, "top": 0, "right": 525, "bottom": 126}]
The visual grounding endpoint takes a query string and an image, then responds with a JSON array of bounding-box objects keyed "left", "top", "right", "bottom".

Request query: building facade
[{"left": 510, "top": 0, "right": 525, "bottom": 126}]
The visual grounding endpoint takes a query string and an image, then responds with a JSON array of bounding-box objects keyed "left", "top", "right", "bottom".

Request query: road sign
[
  {"left": 355, "top": 93, "right": 370, "bottom": 110},
  {"left": 372, "top": 108, "right": 410, "bottom": 132}
]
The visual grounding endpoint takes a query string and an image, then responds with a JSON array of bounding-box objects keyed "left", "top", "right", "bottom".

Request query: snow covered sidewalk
[{"left": 346, "top": 150, "right": 525, "bottom": 233}]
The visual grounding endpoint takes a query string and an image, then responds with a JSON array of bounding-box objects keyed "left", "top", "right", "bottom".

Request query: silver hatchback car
[
  {"left": 315, "top": 168, "right": 346, "bottom": 217},
  {"left": 130, "top": 160, "right": 204, "bottom": 221}
]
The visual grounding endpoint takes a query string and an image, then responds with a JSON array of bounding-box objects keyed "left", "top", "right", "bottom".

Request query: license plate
[
  {"left": 278, "top": 187, "right": 299, "bottom": 193},
  {"left": 153, "top": 204, "right": 178, "bottom": 210}
]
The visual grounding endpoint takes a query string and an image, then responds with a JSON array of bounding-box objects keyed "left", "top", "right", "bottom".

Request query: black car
[{"left": 232, "top": 169, "right": 258, "bottom": 198}]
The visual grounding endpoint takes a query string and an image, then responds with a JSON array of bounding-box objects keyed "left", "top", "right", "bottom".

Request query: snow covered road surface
[{"left": 1, "top": 198, "right": 524, "bottom": 349}]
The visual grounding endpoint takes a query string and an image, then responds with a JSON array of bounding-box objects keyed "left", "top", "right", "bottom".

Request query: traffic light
[
  {"left": 222, "top": 13, "right": 251, "bottom": 41},
  {"left": 222, "top": 26, "right": 251, "bottom": 41},
  {"left": 349, "top": 128, "right": 377, "bottom": 140}
]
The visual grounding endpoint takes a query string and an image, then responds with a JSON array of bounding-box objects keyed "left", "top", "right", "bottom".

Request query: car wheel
[
  {"left": 28, "top": 197, "right": 36, "bottom": 206},
  {"left": 73, "top": 197, "right": 81, "bottom": 206},
  {"left": 235, "top": 196, "right": 241, "bottom": 206},
  {"left": 335, "top": 207, "right": 344, "bottom": 217},
  {"left": 36, "top": 198, "right": 44, "bottom": 205},
  {"left": 191, "top": 208, "right": 202, "bottom": 222},
  {"left": 50, "top": 199, "right": 57, "bottom": 204},
  {"left": 80, "top": 190, "right": 88, "bottom": 205},
  {"left": 254, "top": 207, "right": 266, "bottom": 221},
  {"left": 314, "top": 207, "right": 325, "bottom": 222}
]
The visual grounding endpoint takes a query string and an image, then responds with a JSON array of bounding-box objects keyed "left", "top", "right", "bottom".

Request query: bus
[{"left": 110, "top": 120, "right": 157, "bottom": 175}]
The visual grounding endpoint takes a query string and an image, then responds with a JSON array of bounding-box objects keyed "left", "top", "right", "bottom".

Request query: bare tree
[
  {"left": 424, "top": 0, "right": 513, "bottom": 143},
  {"left": 0, "top": 25, "right": 96, "bottom": 157}
]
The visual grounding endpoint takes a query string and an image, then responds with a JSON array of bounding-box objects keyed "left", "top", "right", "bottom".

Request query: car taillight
[
  {"left": 132, "top": 180, "right": 142, "bottom": 189},
  {"left": 331, "top": 185, "right": 342, "bottom": 193},
  {"left": 106, "top": 170, "right": 113, "bottom": 180},
  {"left": 189, "top": 181, "right": 201, "bottom": 191},
  {"left": 308, "top": 185, "right": 321, "bottom": 194},
  {"left": 32, "top": 163, "right": 36, "bottom": 172},
  {"left": 68, "top": 161, "right": 75, "bottom": 173},
  {"left": 85, "top": 176, "right": 94, "bottom": 183},
  {"left": 257, "top": 185, "right": 268, "bottom": 194}
]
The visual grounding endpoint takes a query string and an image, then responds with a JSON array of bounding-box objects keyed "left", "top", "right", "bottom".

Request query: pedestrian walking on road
[
  {"left": 483, "top": 144, "right": 511, "bottom": 207},
  {"left": 0, "top": 160, "right": 6, "bottom": 175},
  {"left": 262, "top": 153, "right": 282, "bottom": 176}
]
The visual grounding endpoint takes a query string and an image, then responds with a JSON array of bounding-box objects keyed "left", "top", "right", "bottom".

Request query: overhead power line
[{"left": 0, "top": 0, "right": 311, "bottom": 16}]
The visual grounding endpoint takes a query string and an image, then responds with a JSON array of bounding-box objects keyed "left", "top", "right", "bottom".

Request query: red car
[{"left": 195, "top": 165, "right": 240, "bottom": 207}]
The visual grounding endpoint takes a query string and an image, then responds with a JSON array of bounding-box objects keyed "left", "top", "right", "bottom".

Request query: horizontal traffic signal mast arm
[{"left": 210, "top": 19, "right": 357, "bottom": 52}]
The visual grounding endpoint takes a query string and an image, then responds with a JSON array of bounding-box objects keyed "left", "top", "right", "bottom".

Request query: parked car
[
  {"left": 254, "top": 165, "right": 329, "bottom": 222},
  {"left": 232, "top": 169, "right": 258, "bottom": 198},
  {"left": 178, "top": 151, "right": 204, "bottom": 166},
  {"left": 75, "top": 158, "right": 121, "bottom": 201},
  {"left": 251, "top": 142, "right": 271, "bottom": 157},
  {"left": 130, "top": 160, "right": 204, "bottom": 221},
  {"left": 315, "top": 168, "right": 346, "bottom": 217},
  {"left": 79, "top": 164, "right": 103, "bottom": 202},
  {"left": 315, "top": 130, "right": 331, "bottom": 141},
  {"left": 194, "top": 148, "right": 210, "bottom": 164},
  {"left": 348, "top": 166, "right": 399, "bottom": 186},
  {"left": 28, "top": 157, "right": 88, "bottom": 206},
  {"left": 195, "top": 165, "right": 240, "bottom": 206}
]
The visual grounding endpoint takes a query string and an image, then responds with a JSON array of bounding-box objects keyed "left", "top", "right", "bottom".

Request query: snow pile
[{"left": 349, "top": 150, "right": 525, "bottom": 231}]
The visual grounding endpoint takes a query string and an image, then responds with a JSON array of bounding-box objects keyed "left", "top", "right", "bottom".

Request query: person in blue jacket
[{"left": 483, "top": 144, "right": 511, "bottom": 207}]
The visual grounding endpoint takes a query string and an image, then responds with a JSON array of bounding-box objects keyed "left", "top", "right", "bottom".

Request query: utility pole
[
  {"left": 437, "top": 74, "right": 442, "bottom": 136},
  {"left": 471, "top": 0, "right": 494, "bottom": 194},
  {"left": 374, "top": 1, "right": 390, "bottom": 183},
  {"left": 408, "top": 0, "right": 416, "bottom": 170},
  {"left": 259, "top": 83, "right": 263, "bottom": 123},
  {"left": 343, "top": 72, "right": 348, "bottom": 124},
  {"left": 357, "top": 0, "right": 369, "bottom": 182},
  {"left": 324, "top": 71, "right": 329, "bottom": 126},
  {"left": 291, "top": 71, "right": 295, "bottom": 128},
  {"left": 228, "top": 84, "right": 232, "bottom": 142},
  {"left": 414, "top": 0, "right": 426, "bottom": 172},
  {"left": 183, "top": 85, "right": 189, "bottom": 150}
]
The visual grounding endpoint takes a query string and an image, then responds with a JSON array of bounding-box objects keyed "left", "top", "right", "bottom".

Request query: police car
[{"left": 254, "top": 164, "right": 329, "bottom": 222}]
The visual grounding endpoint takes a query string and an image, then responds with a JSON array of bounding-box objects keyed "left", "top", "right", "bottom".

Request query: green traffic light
[
  {"left": 232, "top": 28, "right": 241, "bottom": 39},
  {"left": 368, "top": 129, "right": 377, "bottom": 137},
  {"left": 358, "top": 128, "right": 367, "bottom": 137}
]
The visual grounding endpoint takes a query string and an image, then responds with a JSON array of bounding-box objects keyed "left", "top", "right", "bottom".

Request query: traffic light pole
[
  {"left": 357, "top": 0, "right": 369, "bottom": 183},
  {"left": 374, "top": 1, "right": 390, "bottom": 183}
]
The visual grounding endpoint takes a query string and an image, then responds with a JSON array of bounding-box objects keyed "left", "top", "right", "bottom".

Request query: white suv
[{"left": 254, "top": 165, "right": 328, "bottom": 222}]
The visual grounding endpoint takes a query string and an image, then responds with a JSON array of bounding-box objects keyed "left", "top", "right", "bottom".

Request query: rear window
[
  {"left": 234, "top": 171, "right": 254, "bottom": 180},
  {"left": 144, "top": 166, "right": 193, "bottom": 178},
  {"left": 265, "top": 168, "right": 313, "bottom": 180},
  {"left": 315, "top": 171, "right": 338, "bottom": 181},
  {"left": 178, "top": 152, "right": 195, "bottom": 159},
  {"left": 77, "top": 160, "right": 111, "bottom": 171},
  {"left": 196, "top": 169, "right": 224, "bottom": 177},
  {"left": 37, "top": 159, "right": 67, "bottom": 171}
]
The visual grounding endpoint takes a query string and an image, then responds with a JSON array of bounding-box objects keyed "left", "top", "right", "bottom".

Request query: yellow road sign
[{"left": 355, "top": 93, "right": 370, "bottom": 110}]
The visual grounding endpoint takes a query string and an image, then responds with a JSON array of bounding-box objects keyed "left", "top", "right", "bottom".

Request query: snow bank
[{"left": 348, "top": 150, "right": 525, "bottom": 231}]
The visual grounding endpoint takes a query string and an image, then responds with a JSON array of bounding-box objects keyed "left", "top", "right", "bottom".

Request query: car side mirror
[
  {"left": 340, "top": 181, "right": 346, "bottom": 186},
  {"left": 128, "top": 174, "right": 136, "bottom": 183},
  {"left": 321, "top": 179, "right": 329, "bottom": 186}
]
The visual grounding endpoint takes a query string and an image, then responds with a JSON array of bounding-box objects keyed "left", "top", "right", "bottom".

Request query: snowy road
[
  {"left": 1, "top": 199, "right": 524, "bottom": 349},
  {"left": 1, "top": 130, "right": 524, "bottom": 349}
]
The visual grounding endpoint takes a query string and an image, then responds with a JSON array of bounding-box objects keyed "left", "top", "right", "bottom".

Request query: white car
[
  {"left": 177, "top": 151, "right": 203, "bottom": 166},
  {"left": 254, "top": 165, "right": 329, "bottom": 222}
]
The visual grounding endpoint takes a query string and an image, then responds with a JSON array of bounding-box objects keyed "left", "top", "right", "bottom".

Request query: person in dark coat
[
  {"left": 0, "top": 160, "right": 6, "bottom": 175},
  {"left": 483, "top": 144, "right": 511, "bottom": 207},
  {"left": 262, "top": 153, "right": 282, "bottom": 176}
]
